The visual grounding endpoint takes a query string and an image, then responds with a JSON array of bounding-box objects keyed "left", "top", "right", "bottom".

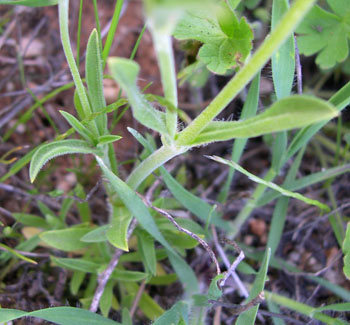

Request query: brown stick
[{"left": 140, "top": 194, "right": 221, "bottom": 275}]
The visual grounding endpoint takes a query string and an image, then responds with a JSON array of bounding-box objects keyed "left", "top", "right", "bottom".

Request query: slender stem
[
  {"left": 149, "top": 26, "right": 178, "bottom": 139},
  {"left": 76, "top": 0, "right": 83, "bottom": 66},
  {"left": 92, "top": 0, "right": 102, "bottom": 51},
  {"left": 58, "top": 0, "right": 91, "bottom": 118},
  {"left": 130, "top": 24, "right": 146, "bottom": 60},
  {"left": 126, "top": 145, "right": 185, "bottom": 190},
  {"left": 102, "top": 0, "right": 124, "bottom": 67},
  {"left": 176, "top": 0, "right": 317, "bottom": 146},
  {"left": 58, "top": 0, "right": 98, "bottom": 135}
]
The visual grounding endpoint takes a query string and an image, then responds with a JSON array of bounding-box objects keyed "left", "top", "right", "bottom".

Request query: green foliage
[
  {"left": 3, "top": 0, "right": 349, "bottom": 323},
  {"left": 40, "top": 227, "right": 92, "bottom": 252},
  {"left": 173, "top": 2, "right": 253, "bottom": 74},
  {"left": 0, "top": 307, "right": 120, "bottom": 324},
  {"left": 108, "top": 58, "right": 168, "bottom": 135},
  {"left": 210, "top": 156, "right": 330, "bottom": 211},
  {"left": 189, "top": 95, "right": 338, "bottom": 146},
  {"left": 86, "top": 29, "right": 107, "bottom": 135},
  {"left": 29, "top": 139, "right": 100, "bottom": 182},
  {"left": 297, "top": 0, "right": 350, "bottom": 69}
]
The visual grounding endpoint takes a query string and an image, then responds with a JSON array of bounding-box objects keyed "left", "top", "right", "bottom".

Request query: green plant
[
  {"left": 296, "top": 0, "right": 350, "bottom": 69},
  {"left": 1, "top": 0, "right": 350, "bottom": 324}
]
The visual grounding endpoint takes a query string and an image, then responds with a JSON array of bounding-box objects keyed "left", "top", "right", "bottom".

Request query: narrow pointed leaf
[
  {"left": 258, "top": 163, "right": 350, "bottom": 206},
  {"left": 0, "top": 243, "right": 37, "bottom": 264},
  {"left": 86, "top": 29, "right": 107, "bottom": 134},
  {"left": 40, "top": 227, "right": 92, "bottom": 252},
  {"left": 209, "top": 156, "right": 330, "bottom": 211},
  {"left": 80, "top": 225, "right": 109, "bottom": 243},
  {"left": 97, "top": 135, "right": 122, "bottom": 145},
  {"left": 30, "top": 140, "right": 99, "bottom": 182},
  {"left": 137, "top": 229, "right": 157, "bottom": 275},
  {"left": 106, "top": 207, "right": 132, "bottom": 251},
  {"left": 190, "top": 96, "right": 338, "bottom": 146},
  {"left": 51, "top": 257, "right": 100, "bottom": 273},
  {"left": 60, "top": 111, "right": 96, "bottom": 144}
]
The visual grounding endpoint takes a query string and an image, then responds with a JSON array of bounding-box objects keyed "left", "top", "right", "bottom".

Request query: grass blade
[
  {"left": 258, "top": 163, "right": 350, "bottom": 206},
  {"left": 208, "top": 156, "right": 330, "bottom": 211}
]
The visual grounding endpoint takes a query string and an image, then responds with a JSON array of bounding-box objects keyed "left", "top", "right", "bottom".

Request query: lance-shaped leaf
[
  {"left": 59, "top": 111, "right": 96, "bottom": 144},
  {"left": 40, "top": 227, "right": 92, "bottom": 252},
  {"left": 108, "top": 58, "right": 168, "bottom": 135},
  {"left": 189, "top": 96, "right": 338, "bottom": 146},
  {"left": 97, "top": 135, "right": 122, "bottom": 146},
  {"left": 106, "top": 206, "right": 132, "bottom": 251},
  {"left": 86, "top": 29, "right": 107, "bottom": 135},
  {"left": 30, "top": 140, "right": 99, "bottom": 182}
]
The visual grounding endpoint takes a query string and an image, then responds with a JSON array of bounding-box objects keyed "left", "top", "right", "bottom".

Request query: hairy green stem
[
  {"left": 58, "top": 0, "right": 98, "bottom": 135},
  {"left": 149, "top": 26, "right": 178, "bottom": 139},
  {"left": 126, "top": 145, "right": 185, "bottom": 190},
  {"left": 176, "top": 0, "right": 316, "bottom": 146}
]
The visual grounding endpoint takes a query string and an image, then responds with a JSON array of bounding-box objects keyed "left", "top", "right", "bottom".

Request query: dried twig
[
  {"left": 89, "top": 218, "right": 137, "bottom": 313},
  {"left": 130, "top": 279, "right": 147, "bottom": 317},
  {"left": 211, "top": 226, "right": 248, "bottom": 297},
  {"left": 294, "top": 35, "right": 303, "bottom": 94},
  {"left": 140, "top": 194, "right": 221, "bottom": 275},
  {"left": 209, "top": 291, "right": 264, "bottom": 315}
]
